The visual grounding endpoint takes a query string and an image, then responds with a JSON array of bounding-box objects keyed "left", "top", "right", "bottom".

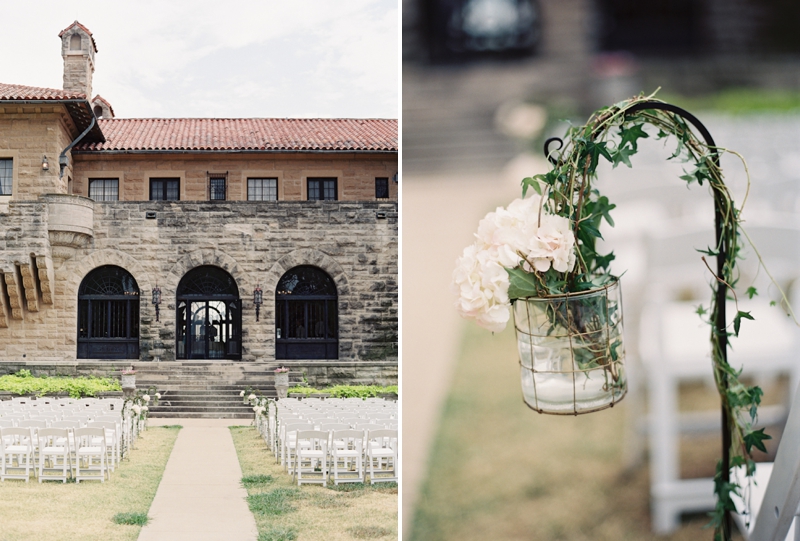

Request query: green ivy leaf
[
  {"left": 746, "top": 287, "right": 757, "bottom": 299},
  {"left": 733, "top": 310, "right": 755, "bottom": 336},
  {"left": 744, "top": 428, "right": 772, "bottom": 454},
  {"left": 506, "top": 268, "right": 540, "bottom": 300},
  {"left": 612, "top": 146, "right": 635, "bottom": 168},
  {"left": 696, "top": 305, "right": 708, "bottom": 316},
  {"left": 619, "top": 123, "right": 649, "bottom": 152}
]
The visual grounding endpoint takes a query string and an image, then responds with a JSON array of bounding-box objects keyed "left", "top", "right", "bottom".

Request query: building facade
[{"left": 0, "top": 22, "right": 397, "bottom": 385}]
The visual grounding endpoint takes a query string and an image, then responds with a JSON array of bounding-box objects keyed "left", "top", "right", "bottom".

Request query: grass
[
  {"left": 409, "top": 324, "right": 750, "bottom": 541},
  {"left": 230, "top": 426, "right": 397, "bottom": 541},
  {"left": 659, "top": 88, "right": 800, "bottom": 114},
  {"left": 112, "top": 512, "right": 149, "bottom": 526},
  {"left": 0, "top": 425, "right": 180, "bottom": 541}
]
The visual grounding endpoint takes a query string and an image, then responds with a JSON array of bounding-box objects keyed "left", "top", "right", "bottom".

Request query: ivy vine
[{"left": 529, "top": 91, "right": 783, "bottom": 540}]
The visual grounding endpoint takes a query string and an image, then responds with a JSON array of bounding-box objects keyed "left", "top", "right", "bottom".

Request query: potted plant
[{"left": 121, "top": 366, "right": 136, "bottom": 390}]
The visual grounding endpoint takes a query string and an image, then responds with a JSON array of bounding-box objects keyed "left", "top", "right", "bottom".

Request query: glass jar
[{"left": 513, "top": 278, "right": 626, "bottom": 414}]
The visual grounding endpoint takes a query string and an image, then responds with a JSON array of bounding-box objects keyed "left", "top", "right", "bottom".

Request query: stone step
[
  {"left": 146, "top": 405, "right": 258, "bottom": 414},
  {"left": 148, "top": 412, "right": 254, "bottom": 419}
]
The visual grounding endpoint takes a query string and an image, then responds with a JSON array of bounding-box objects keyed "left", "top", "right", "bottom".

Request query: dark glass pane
[
  {"left": 307, "top": 301, "right": 325, "bottom": 338},
  {"left": 166, "top": 180, "right": 179, "bottom": 200},
  {"left": 177, "top": 266, "right": 239, "bottom": 297},
  {"left": 0, "top": 158, "right": 12, "bottom": 195},
  {"left": 78, "top": 300, "right": 89, "bottom": 338},
  {"left": 79, "top": 266, "right": 139, "bottom": 296},
  {"left": 276, "top": 300, "right": 286, "bottom": 339},
  {"left": 89, "top": 179, "right": 119, "bottom": 201},
  {"left": 150, "top": 179, "right": 164, "bottom": 200},
  {"left": 131, "top": 300, "right": 139, "bottom": 338},
  {"left": 210, "top": 178, "right": 226, "bottom": 200},
  {"left": 375, "top": 177, "right": 389, "bottom": 199},
  {"left": 327, "top": 299, "right": 338, "bottom": 337},
  {"left": 177, "top": 301, "right": 186, "bottom": 358},
  {"left": 276, "top": 266, "right": 336, "bottom": 296},
  {"left": 287, "top": 302, "right": 306, "bottom": 338},
  {"left": 91, "top": 301, "right": 107, "bottom": 338},
  {"left": 323, "top": 179, "right": 336, "bottom": 200},
  {"left": 308, "top": 180, "right": 320, "bottom": 200}
]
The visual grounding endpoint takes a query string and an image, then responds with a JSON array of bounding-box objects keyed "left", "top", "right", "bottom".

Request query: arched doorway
[
  {"left": 176, "top": 266, "right": 241, "bottom": 360},
  {"left": 77, "top": 265, "right": 140, "bottom": 359},
  {"left": 275, "top": 266, "right": 338, "bottom": 359}
]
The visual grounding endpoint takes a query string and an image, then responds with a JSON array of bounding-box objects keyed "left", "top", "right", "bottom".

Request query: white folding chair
[
  {"left": 331, "top": 429, "right": 365, "bottom": 485},
  {"left": 366, "top": 429, "right": 397, "bottom": 484},
  {"left": 89, "top": 421, "right": 120, "bottom": 473},
  {"left": 295, "top": 430, "right": 328, "bottom": 486},
  {"left": 0, "top": 427, "right": 34, "bottom": 482},
  {"left": 282, "top": 423, "right": 312, "bottom": 472},
  {"left": 37, "top": 428, "right": 71, "bottom": 483},
  {"left": 74, "top": 427, "right": 108, "bottom": 482}
]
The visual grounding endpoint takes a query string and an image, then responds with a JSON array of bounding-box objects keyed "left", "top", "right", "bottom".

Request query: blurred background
[{"left": 402, "top": 1, "right": 800, "bottom": 539}]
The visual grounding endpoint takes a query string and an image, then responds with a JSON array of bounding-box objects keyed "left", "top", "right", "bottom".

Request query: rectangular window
[
  {"left": 150, "top": 178, "right": 180, "bottom": 201},
  {"left": 210, "top": 177, "right": 226, "bottom": 200},
  {"left": 89, "top": 178, "right": 119, "bottom": 201},
  {"left": 0, "top": 158, "right": 12, "bottom": 195},
  {"left": 247, "top": 178, "right": 278, "bottom": 201},
  {"left": 375, "top": 177, "right": 389, "bottom": 200},
  {"left": 307, "top": 177, "right": 337, "bottom": 201}
]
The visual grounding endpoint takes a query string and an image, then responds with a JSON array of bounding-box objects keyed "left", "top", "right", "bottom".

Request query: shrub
[
  {"left": 0, "top": 370, "right": 121, "bottom": 398},
  {"left": 288, "top": 384, "right": 397, "bottom": 399}
]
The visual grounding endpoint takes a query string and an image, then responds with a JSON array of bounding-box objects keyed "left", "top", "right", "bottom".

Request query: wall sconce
[
  {"left": 42, "top": 155, "right": 49, "bottom": 171},
  {"left": 253, "top": 285, "right": 263, "bottom": 322},
  {"left": 152, "top": 286, "right": 162, "bottom": 322}
]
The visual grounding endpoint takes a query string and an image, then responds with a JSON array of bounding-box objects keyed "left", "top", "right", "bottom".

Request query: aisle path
[{"left": 138, "top": 418, "right": 257, "bottom": 541}]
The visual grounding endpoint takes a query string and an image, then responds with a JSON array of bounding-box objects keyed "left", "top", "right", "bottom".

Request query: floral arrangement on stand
[{"left": 453, "top": 92, "right": 790, "bottom": 540}]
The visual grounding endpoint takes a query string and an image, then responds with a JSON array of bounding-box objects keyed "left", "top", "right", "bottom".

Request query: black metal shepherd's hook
[{"left": 544, "top": 101, "right": 732, "bottom": 538}]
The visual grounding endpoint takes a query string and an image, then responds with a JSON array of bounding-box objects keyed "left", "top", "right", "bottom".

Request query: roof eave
[{"left": 0, "top": 98, "right": 105, "bottom": 143}]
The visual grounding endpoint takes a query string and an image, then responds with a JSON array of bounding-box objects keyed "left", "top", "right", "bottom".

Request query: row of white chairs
[
  {"left": 254, "top": 398, "right": 398, "bottom": 485},
  {"left": 0, "top": 398, "right": 146, "bottom": 481},
  {"left": 1, "top": 426, "right": 110, "bottom": 483}
]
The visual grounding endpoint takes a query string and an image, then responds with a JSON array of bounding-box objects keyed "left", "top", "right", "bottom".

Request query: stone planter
[
  {"left": 274, "top": 372, "right": 289, "bottom": 399},
  {"left": 121, "top": 374, "right": 136, "bottom": 389}
]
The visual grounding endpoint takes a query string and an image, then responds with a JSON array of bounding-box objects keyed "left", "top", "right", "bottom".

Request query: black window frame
[
  {"left": 307, "top": 177, "right": 338, "bottom": 201},
  {"left": 209, "top": 176, "right": 227, "bottom": 201},
  {"left": 275, "top": 265, "right": 338, "bottom": 360},
  {"left": 88, "top": 178, "right": 120, "bottom": 201},
  {"left": 0, "top": 158, "right": 12, "bottom": 196},
  {"left": 149, "top": 178, "right": 180, "bottom": 201},
  {"left": 247, "top": 177, "right": 278, "bottom": 201},
  {"left": 375, "top": 177, "right": 389, "bottom": 200}
]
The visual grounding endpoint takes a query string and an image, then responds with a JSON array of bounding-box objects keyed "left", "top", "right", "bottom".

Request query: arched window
[
  {"left": 275, "top": 266, "right": 338, "bottom": 360},
  {"left": 77, "top": 266, "right": 139, "bottom": 359},
  {"left": 69, "top": 33, "right": 82, "bottom": 51},
  {"left": 176, "top": 266, "right": 241, "bottom": 360}
]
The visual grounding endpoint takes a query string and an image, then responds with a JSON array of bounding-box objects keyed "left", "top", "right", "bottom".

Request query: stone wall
[
  {"left": 0, "top": 199, "right": 397, "bottom": 366},
  {"left": 72, "top": 152, "right": 398, "bottom": 202},
  {"left": 0, "top": 106, "right": 74, "bottom": 199}
]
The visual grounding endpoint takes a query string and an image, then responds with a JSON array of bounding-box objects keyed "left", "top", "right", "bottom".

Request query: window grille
[
  {"left": 375, "top": 177, "right": 389, "bottom": 200},
  {"left": 247, "top": 178, "right": 278, "bottom": 201},
  {"left": 0, "top": 159, "right": 12, "bottom": 195},
  {"left": 208, "top": 172, "right": 228, "bottom": 201},
  {"left": 89, "top": 178, "right": 119, "bottom": 201}
]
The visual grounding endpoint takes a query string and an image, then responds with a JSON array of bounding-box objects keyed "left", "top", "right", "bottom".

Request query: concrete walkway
[{"left": 138, "top": 418, "right": 257, "bottom": 541}]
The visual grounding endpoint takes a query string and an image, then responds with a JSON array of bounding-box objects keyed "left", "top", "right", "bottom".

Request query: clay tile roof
[
  {"left": 58, "top": 21, "right": 98, "bottom": 52},
  {"left": 76, "top": 118, "right": 398, "bottom": 152},
  {"left": 0, "top": 82, "right": 85, "bottom": 101}
]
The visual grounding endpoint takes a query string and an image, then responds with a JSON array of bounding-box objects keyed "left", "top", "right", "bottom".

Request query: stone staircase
[{"left": 133, "top": 362, "right": 279, "bottom": 419}]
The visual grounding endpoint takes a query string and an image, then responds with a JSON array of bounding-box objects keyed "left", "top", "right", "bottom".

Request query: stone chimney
[{"left": 59, "top": 21, "right": 97, "bottom": 98}]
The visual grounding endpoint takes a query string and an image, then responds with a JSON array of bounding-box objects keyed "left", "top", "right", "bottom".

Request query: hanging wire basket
[{"left": 514, "top": 277, "right": 627, "bottom": 415}]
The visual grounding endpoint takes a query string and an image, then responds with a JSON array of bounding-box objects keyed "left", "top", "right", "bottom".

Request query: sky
[{"left": 3, "top": 0, "right": 398, "bottom": 119}]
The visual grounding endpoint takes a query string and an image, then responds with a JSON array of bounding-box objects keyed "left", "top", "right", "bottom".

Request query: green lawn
[
  {"left": 409, "top": 324, "right": 748, "bottom": 541},
  {"left": 0, "top": 425, "right": 180, "bottom": 541},
  {"left": 230, "top": 426, "right": 398, "bottom": 541}
]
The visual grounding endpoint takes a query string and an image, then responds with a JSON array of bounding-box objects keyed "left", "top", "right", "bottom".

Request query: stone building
[{"left": 0, "top": 22, "right": 397, "bottom": 392}]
